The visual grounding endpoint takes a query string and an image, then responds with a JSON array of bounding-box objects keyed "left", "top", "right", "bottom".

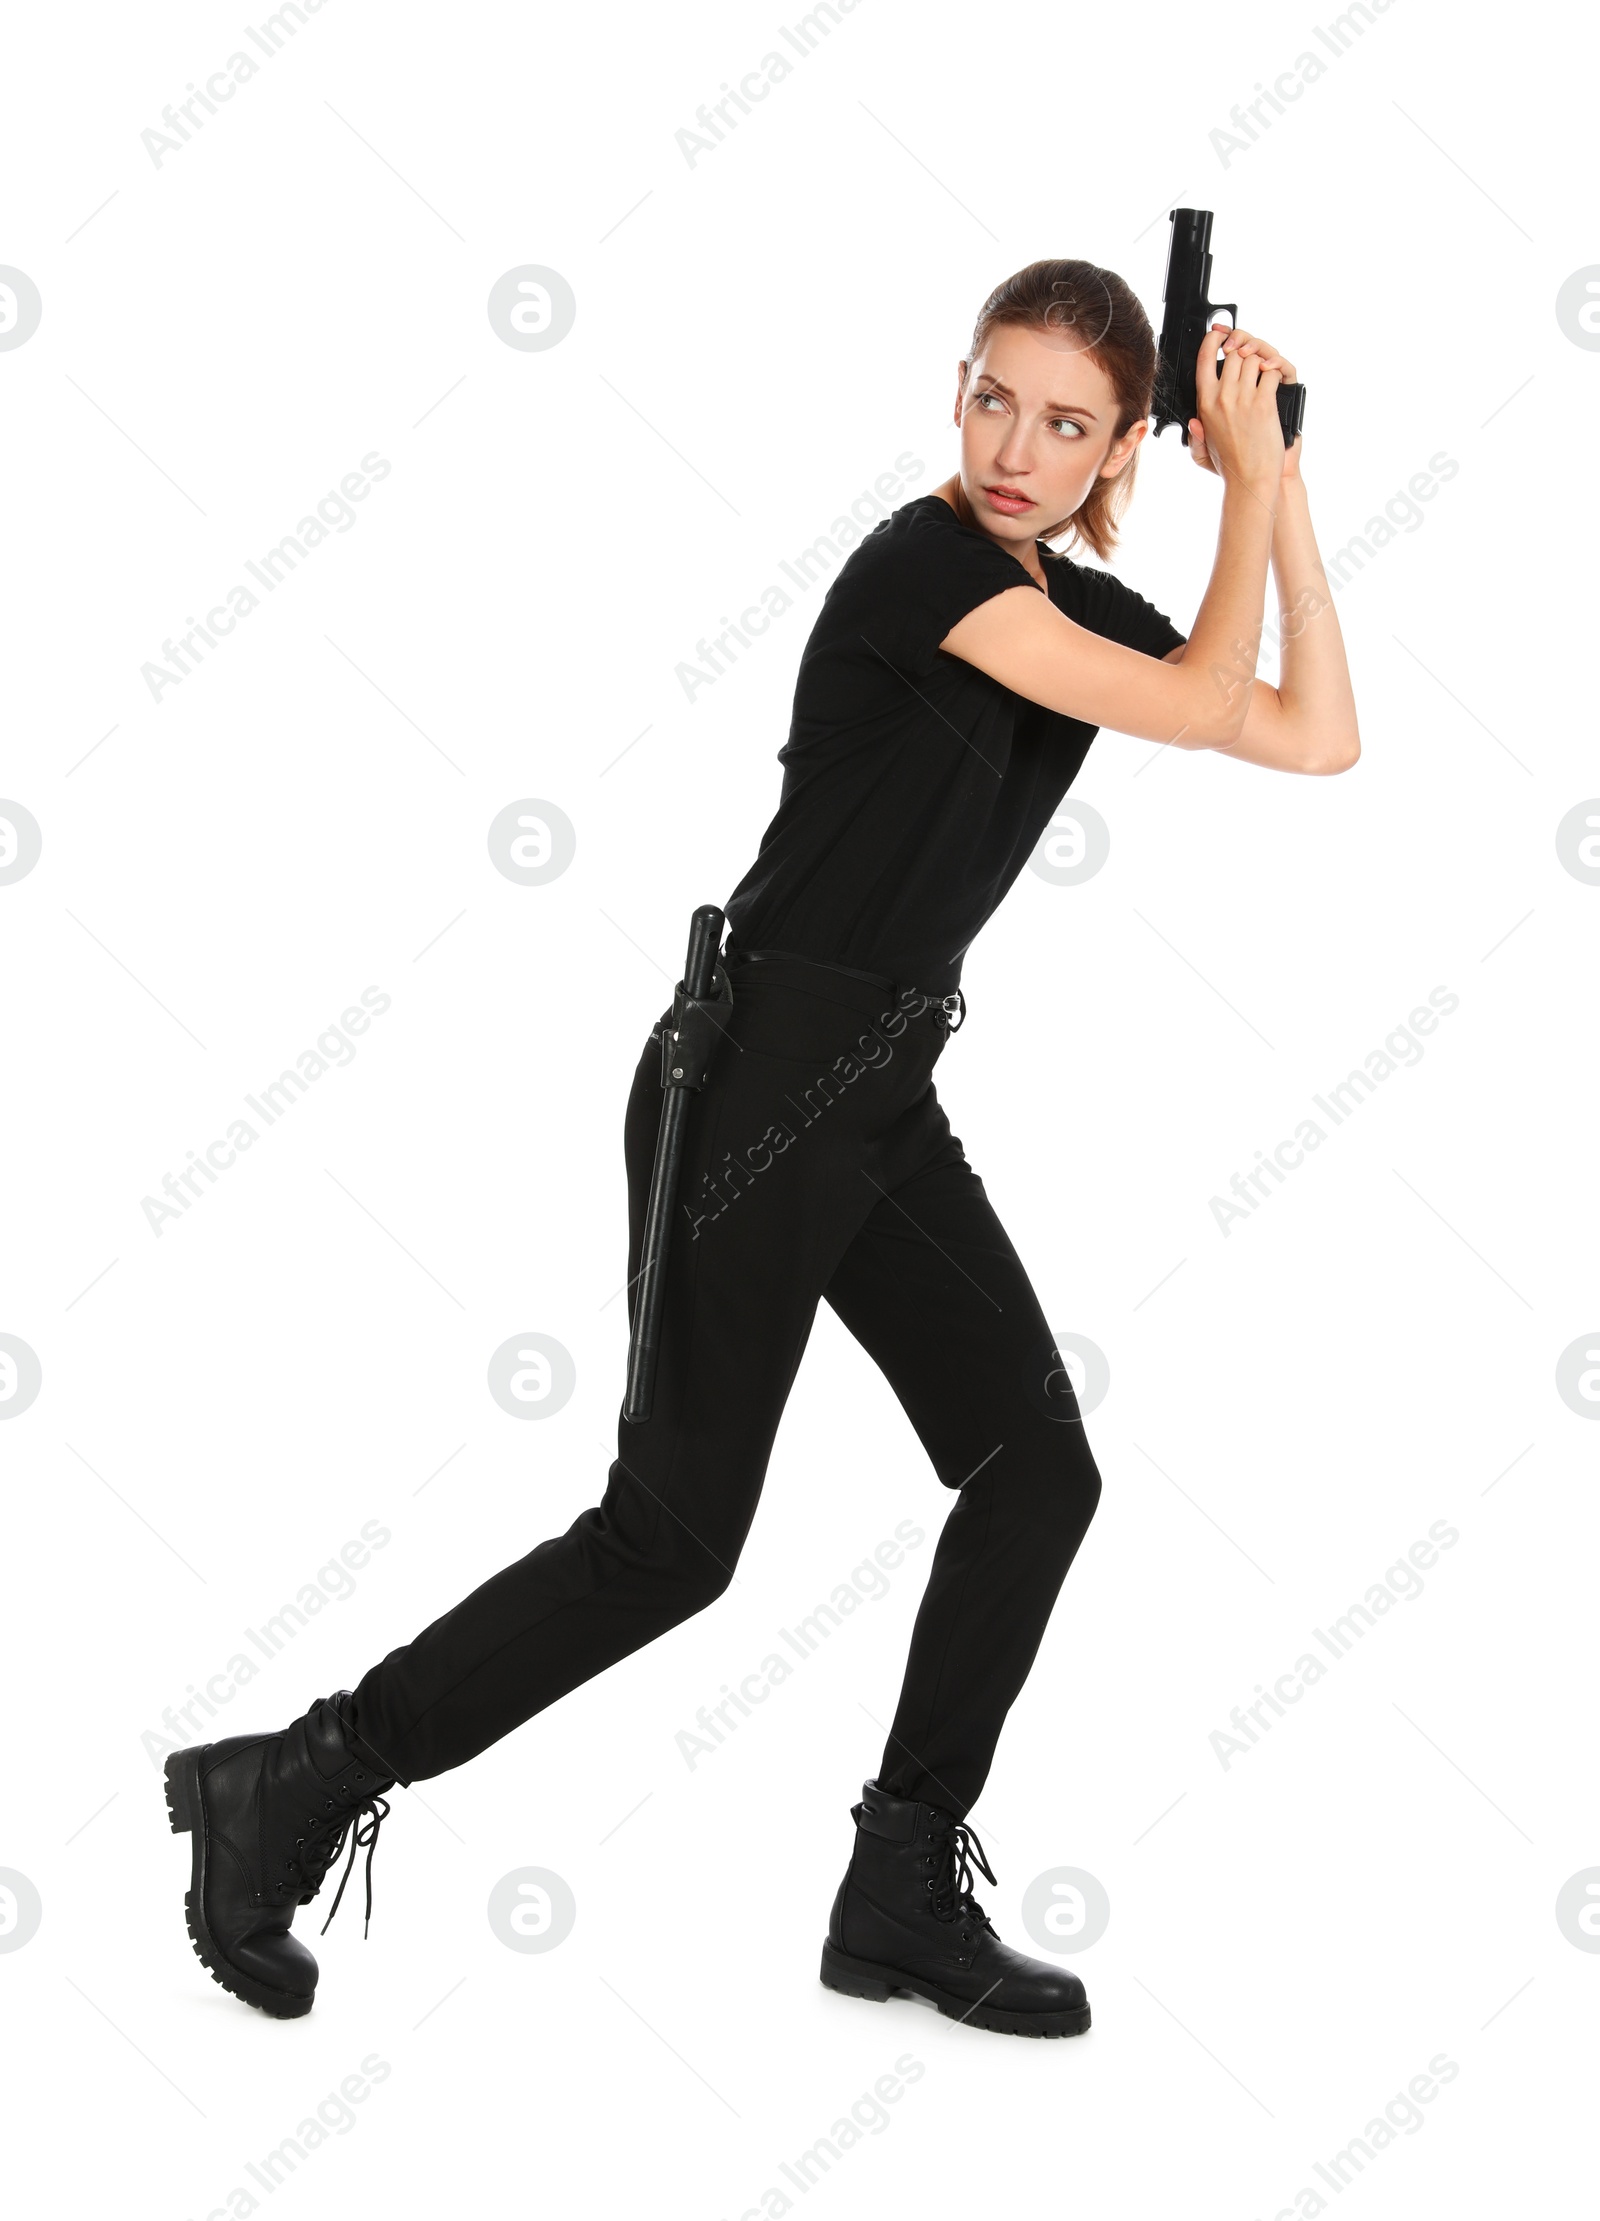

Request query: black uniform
[
  {"left": 348, "top": 494, "right": 1186, "bottom": 1818},
  {"left": 723, "top": 492, "right": 1186, "bottom": 995}
]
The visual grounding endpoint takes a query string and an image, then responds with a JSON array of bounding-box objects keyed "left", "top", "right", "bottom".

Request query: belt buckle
[{"left": 938, "top": 989, "right": 966, "bottom": 1035}]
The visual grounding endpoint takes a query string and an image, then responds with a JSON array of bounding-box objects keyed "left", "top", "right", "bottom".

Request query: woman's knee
[
  {"left": 669, "top": 1552, "right": 737, "bottom": 1620},
  {"left": 1074, "top": 1443, "right": 1104, "bottom": 1523},
  {"left": 1003, "top": 1432, "right": 1102, "bottom": 1546},
  {"left": 598, "top": 1466, "right": 746, "bottom": 1619},
  {"left": 634, "top": 1510, "right": 743, "bottom": 1623}
]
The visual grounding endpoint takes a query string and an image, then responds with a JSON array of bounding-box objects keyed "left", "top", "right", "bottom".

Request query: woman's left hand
[{"left": 1187, "top": 326, "right": 1301, "bottom": 483}]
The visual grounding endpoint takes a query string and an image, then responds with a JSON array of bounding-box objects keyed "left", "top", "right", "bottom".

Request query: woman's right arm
[{"left": 938, "top": 326, "right": 1287, "bottom": 752}]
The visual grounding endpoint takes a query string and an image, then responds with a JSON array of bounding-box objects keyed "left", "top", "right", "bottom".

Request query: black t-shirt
[{"left": 722, "top": 491, "right": 1187, "bottom": 995}]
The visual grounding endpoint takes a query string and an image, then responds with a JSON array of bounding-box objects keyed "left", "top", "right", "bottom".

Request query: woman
[{"left": 162, "top": 259, "right": 1357, "bottom": 2036}]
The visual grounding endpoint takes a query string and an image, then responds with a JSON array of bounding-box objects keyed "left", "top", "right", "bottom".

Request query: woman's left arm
[{"left": 1161, "top": 329, "right": 1361, "bottom": 776}]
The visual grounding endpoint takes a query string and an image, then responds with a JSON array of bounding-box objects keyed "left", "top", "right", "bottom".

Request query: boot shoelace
[
  {"left": 287, "top": 1789, "right": 392, "bottom": 1939},
  {"left": 926, "top": 1818, "right": 998, "bottom": 1934}
]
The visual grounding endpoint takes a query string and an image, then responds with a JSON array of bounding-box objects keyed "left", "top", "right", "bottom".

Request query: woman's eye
[
  {"left": 1049, "top": 418, "right": 1084, "bottom": 438},
  {"left": 976, "top": 392, "right": 1003, "bottom": 411}
]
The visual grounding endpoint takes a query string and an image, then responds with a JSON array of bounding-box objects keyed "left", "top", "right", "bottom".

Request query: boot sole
[
  {"left": 164, "top": 1748, "right": 314, "bottom": 2020},
  {"left": 819, "top": 1940, "right": 1090, "bottom": 2038}
]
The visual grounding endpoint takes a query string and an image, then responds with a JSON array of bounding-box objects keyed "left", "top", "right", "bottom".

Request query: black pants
[{"left": 349, "top": 954, "right": 1102, "bottom": 1819}]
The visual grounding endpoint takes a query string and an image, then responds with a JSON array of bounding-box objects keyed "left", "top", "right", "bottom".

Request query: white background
[{"left": 1, "top": 0, "right": 1595, "bottom": 2214}]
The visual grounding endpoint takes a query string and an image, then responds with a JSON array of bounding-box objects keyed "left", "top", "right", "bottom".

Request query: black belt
[{"left": 724, "top": 945, "right": 966, "bottom": 1033}]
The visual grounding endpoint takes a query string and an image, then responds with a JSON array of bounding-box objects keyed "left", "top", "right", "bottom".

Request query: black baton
[{"left": 622, "top": 904, "right": 734, "bottom": 1424}]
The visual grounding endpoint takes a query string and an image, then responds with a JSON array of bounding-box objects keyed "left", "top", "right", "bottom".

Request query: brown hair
[{"left": 962, "top": 258, "right": 1157, "bottom": 562}]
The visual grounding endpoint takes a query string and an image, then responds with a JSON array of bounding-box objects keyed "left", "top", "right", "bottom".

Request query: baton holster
[
  {"left": 658, "top": 966, "right": 734, "bottom": 1090},
  {"left": 624, "top": 905, "right": 734, "bottom": 1424}
]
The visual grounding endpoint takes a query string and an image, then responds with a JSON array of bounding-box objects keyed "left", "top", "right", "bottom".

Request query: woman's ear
[
  {"left": 1098, "top": 418, "right": 1148, "bottom": 481},
  {"left": 953, "top": 357, "right": 970, "bottom": 425}
]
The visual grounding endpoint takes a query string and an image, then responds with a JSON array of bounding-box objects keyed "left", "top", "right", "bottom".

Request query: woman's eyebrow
[{"left": 975, "top": 376, "right": 1098, "bottom": 420}]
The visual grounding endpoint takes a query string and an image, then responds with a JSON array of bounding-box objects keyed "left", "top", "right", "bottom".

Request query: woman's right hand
[{"left": 1190, "top": 321, "right": 1285, "bottom": 498}]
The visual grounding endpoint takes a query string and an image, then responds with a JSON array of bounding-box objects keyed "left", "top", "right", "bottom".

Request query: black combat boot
[
  {"left": 820, "top": 1778, "right": 1090, "bottom": 2037},
  {"left": 163, "top": 1688, "right": 397, "bottom": 2018}
]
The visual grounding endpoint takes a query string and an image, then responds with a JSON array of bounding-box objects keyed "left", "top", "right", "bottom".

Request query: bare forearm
[
  {"left": 1179, "top": 476, "right": 1279, "bottom": 742},
  {"left": 1271, "top": 477, "right": 1358, "bottom": 764}
]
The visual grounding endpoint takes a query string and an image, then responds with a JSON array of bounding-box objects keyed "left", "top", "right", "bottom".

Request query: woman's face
[{"left": 954, "top": 321, "right": 1146, "bottom": 546}]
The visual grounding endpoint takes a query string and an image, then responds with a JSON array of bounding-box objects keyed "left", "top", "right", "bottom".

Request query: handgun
[{"left": 1152, "top": 208, "right": 1306, "bottom": 451}]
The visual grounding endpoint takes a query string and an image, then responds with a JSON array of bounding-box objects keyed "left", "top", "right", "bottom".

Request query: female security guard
[{"left": 162, "top": 259, "right": 1358, "bottom": 2033}]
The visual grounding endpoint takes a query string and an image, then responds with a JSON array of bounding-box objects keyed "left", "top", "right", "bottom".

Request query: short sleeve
[
  {"left": 857, "top": 501, "right": 1044, "bottom": 679},
  {"left": 1055, "top": 558, "right": 1187, "bottom": 659}
]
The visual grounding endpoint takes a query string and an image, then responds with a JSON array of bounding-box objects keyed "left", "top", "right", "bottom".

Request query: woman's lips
[{"left": 983, "top": 485, "right": 1035, "bottom": 515}]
